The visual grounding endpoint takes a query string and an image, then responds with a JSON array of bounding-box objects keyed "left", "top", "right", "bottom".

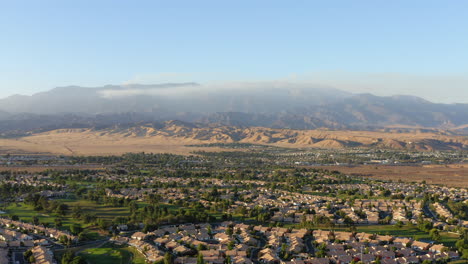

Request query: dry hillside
[{"left": 0, "top": 122, "right": 467, "bottom": 155}]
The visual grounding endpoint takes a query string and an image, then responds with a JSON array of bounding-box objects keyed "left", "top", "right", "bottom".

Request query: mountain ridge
[
  {"left": 0, "top": 122, "right": 465, "bottom": 155},
  {"left": 0, "top": 83, "right": 468, "bottom": 134}
]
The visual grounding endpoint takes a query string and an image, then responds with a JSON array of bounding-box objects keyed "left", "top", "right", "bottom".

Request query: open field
[
  {"left": 316, "top": 164, "right": 468, "bottom": 188},
  {"left": 0, "top": 131, "right": 227, "bottom": 156}
]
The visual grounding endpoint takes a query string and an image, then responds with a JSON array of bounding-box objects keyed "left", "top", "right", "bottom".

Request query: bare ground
[
  {"left": 0, "top": 127, "right": 467, "bottom": 156},
  {"left": 316, "top": 164, "right": 468, "bottom": 188}
]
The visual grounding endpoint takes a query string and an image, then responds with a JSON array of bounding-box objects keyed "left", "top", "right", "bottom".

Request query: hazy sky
[{"left": 1, "top": 1, "right": 467, "bottom": 103}]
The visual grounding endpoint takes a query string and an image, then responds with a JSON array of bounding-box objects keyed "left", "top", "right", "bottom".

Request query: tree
[
  {"left": 55, "top": 218, "right": 63, "bottom": 228},
  {"left": 164, "top": 252, "right": 173, "bottom": 264},
  {"left": 343, "top": 216, "right": 355, "bottom": 227},
  {"left": 24, "top": 250, "right": 32, "bottom": 259},
  {"left": 197, "top": 244, "right": 207, "bottom": 251},
  {"left": 70, "top": 256, "right": 86, "bottom": 264},
  {"left": 129, "top": 201, "right": 139, "bottom": 214},
  {"left": 55, "top": 203, "right": 69, "bottom": 216},
  {"left": 97, "top": 218, "right": 109, "bottom": 230},
  {"left": 429, "top": 228, "right": 441, "bottom": 241},
  {"left": 207, "top": 225, "right": 212, "bottom": 237},
  {"left": 226, "top": 226, "right": 233, "bottom": 236},
  {"left": 70, "top": 224, "right": 83, "bottom": 235},
  {"left": 227, "top": 240, "right": 236, "bottom": 250},
  {"left": 395, "top": 220, "right": 403, "bottom": 228},
  {"left": 197, "top": 253, "right": 205, "bottom": 264},
  {"left": 59, "top": 235, "right": 72, "bottom": 246},
  {"left": 462, "top": 248, "right": 468, "bottom": 260},
  {"left": 61, "top": 250, "right": 74, "bottom": 264}
]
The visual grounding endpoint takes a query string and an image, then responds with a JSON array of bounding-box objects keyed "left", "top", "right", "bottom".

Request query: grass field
[
  {"left": 4, "top": 198, "right": 131, "bottom": 233},
  {"left": 79, "top": 243, "right": 146, "bottom": 264},
  {"left": 62, "top": 199, "right": 131, "bottom": 221},
  {"left": 4, "top": 203, "right": 70, "bottom": 226},
  {"left": 3, "top": 198, "right": 215, "bottom": 231}
]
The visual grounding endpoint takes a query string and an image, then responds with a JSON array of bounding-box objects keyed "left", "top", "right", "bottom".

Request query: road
[
  {"left": 12, "top": 251, "right": 26, "bottom": 264},
  {"left": 423, "top": 204, "right": 438, "bottom": 220},
  {"left": 251, "top": 234, "right": 266, "bottom": 264},
  {"left": 305, "top": 236, "right": 315, "bottom": 255}
]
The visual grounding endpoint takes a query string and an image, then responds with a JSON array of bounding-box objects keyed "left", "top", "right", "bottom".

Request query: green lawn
[
  {"left": 449, "top": 260, "right": 468, "bottom": 264},
  {"left": 5, "top": 203, "right": 61, "bottom": 226},
  {"left": 80, "top": 247, "right": 127, "bottom": 264},
  {"left": 61, "top": 199, "right": 131, "bottom": 221},
  {"left": 79, "top": 243, "right": 146, "bottom": 264},
  {"left": 120, "top": 246, "right": 147, "bottom": 264},
  {"left": 4, "top": 199, "right": 130, "bottom": 233},
  {"left": 5, "top": 203, "right": 37, "bottom": 219}
]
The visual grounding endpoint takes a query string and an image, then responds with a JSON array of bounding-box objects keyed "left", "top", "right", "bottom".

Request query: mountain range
[{"left": 0, "top": 83, "right": 468, "bottom": 138}]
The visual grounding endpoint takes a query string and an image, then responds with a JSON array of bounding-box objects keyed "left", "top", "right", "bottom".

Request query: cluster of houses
[
  {"left": 1, "top": 174, "right": 65, "bottom": 189},
  {"left": 112, "top": 223, "right": 255, "bottom": 264},
  {"left": 30, "top": 245, "right": 55, "bottom": 264},
  {"left": 0, "top": 218, "right": 76, "bottom": 243},
  {"left": 432, "top": 203, "right": 453, "bottom": 220},
  {"left": 0, "top": 221, "right": 56, "bottom": 264},
  {"left": 321, "top": 182, "right": 467, "bottom": 203},
  {"left": 103, "top": 176, "right": 267, "bottom": 201},
  {"left": 102, "top": 176, "right": 466, "bottom": 235},
  {"left": 310, "top": 230, "right": 459, "bottom": 264},
  {"left": 230, "top": 189, "right": 422, "bottom": 227},
  {"left": 0, "top": 227, "right": 35, "bottom": 247},
  {"left": 109, "top": 222, "right": 460, "bottom": 264},
  {"left": 112, "top": 234, "right": 166, "bottom": 263}
]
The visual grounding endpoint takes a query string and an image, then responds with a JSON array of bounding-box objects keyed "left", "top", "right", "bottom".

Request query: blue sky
[{"left": 1, "top": 1, "right": 467, "bottom": 102}]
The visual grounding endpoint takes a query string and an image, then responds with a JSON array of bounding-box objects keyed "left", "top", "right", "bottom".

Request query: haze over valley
[{"left": 1, "top": 83, "right": 468, "bottom": 133}]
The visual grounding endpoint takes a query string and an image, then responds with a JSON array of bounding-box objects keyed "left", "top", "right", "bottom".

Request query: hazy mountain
[
  {"left": 0, "top": 82, "right": 351, "bottom": 114},
  {"left": 0, "top": 83, "right": 468, "bottom": 136},
  {"left": 305, "top": 94, "right": 468, "bottom": 128},
  {"left": 200, "top": 94, "right": 468, "bottom": 129},
  {"left": 0, "top": 83, "right": 201, "bottom": 114},
  {"left": 0, "top": 110, "right": 10, "bottom": 120}
]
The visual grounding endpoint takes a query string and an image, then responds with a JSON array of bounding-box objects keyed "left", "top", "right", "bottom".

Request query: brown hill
[{"left": 0, "top": 122, "right": 466, "bottom": 155}]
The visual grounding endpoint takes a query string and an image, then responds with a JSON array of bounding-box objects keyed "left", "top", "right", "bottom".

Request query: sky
[{"left": 1, "top": 1, "right": 467, "bottom": 103}]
